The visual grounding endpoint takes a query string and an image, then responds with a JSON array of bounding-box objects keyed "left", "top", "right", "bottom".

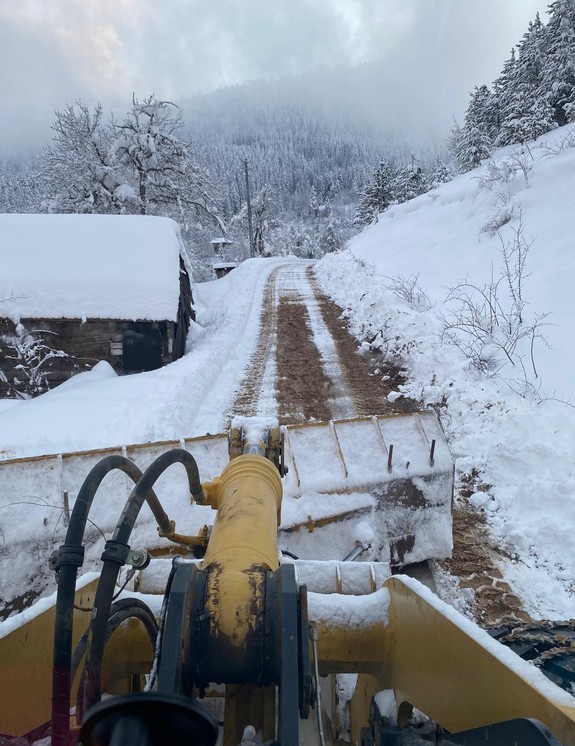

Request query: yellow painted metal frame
[
  {"left": 341, "top": 576, "right": 575, "bottom": 746},
  {"left": 0, "top": 579, "right": 98, "bottom": 737},
  {"left": 382, "top": 576, "right": 575, "bottom": 745},
  {"left": 0, "top": 578, "right": 155, "bottom": 738}
]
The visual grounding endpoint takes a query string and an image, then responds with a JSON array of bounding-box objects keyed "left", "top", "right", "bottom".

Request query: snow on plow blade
[
  {"left": 0, "top": 411, "right": 453, "bottom": 618},
  {"left": 281, "top": 412, "right": 454, "bottom": 566}
]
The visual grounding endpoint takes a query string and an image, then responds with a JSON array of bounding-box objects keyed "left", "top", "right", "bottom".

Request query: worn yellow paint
[
  {"left": 314, "top": 617, "right": 387, "bottom": 677},
  {"left": 101, "top": 617, "right": 155, "bottom": 694},
  {"left": 0, "top": 580, "right": 158, "bottom": 737},
  {"left": 349, "top": 674, "right": 382, "bottom": 746},
  {"left": 201, "top": 455, "right": 282, "bottom": 650}
]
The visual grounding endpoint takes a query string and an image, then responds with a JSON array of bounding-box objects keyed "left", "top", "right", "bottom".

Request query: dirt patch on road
[
  {"left": 316, "top": 291, "right": 418, "bottom": 418},
  {"left": 276, "top": 297, "right": 333, "bottom": 423}
]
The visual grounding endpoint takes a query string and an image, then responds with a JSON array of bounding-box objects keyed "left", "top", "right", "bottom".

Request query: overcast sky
[{"left": 0, "top": 0, "right": 550, "bottom": 154}]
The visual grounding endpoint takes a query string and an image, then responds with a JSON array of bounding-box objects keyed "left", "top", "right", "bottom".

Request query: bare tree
[
  {"left": 112, "top": 95, "right": 226, "bottom": 231},
  {"left": 42, "top": 102, "right": 126, "bottom": 214}
]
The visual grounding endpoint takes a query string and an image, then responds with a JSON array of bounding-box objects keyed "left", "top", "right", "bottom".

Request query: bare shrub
[
  {"left": 540, "top": 130, "right": 575, "bottom": 157},
  {"left": 480, "top": 206, "right": 514, "bottom": 238},
  {"left": 387, "top": 273, "right": 433, "bottom": 311},
  {"left": 440, "top": 213, "right": 549, "bottom": 385}
]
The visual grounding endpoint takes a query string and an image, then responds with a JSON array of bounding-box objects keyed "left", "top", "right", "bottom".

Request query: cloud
[
  {"left": 0, "top": 0, "right": 551, "bottom": 153},
  {"left": 0, "top": 0, "right": 145, "bottom": 152}
]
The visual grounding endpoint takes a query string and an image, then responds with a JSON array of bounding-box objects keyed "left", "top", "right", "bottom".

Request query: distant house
[
  {"left": 210, "top": 236, "right": 237, "bottom": 278},
  {"left": 0, "top": 214, "right": 195, "bottom": 398}
]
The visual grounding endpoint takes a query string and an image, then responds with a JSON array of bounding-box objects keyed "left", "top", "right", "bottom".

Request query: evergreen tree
[
  {"left": 498, "top": 15, "right": 554, "bottom": 144},
  {"left": 308, "top": 185, "right": 319, "bottom": 218},
  {"left": 394, "top": 155, "right": 428, "bottom": 203},
  {"left": 541, "top": 0, "right": 575, "bottom": 125},
  {"left": 354, "top": 159, "right": 397, "bottom": 226},
  {"left": 429, "top": 157, "right": 453, "bottom": 187},
  {"left": 493, "top": 48, "right": 518, "bottom": 130},
  {"left": 0, "top": 157, "right": 42, "bottom": 213},
  {"left": 454, "top": 86, "right": 498, "bottom": 171},
  {"left": 319, "top": 220, "right": 343, "bottom": 254},
  {"left": 469, "top": 85, "right": 500, "bottom": 143}
]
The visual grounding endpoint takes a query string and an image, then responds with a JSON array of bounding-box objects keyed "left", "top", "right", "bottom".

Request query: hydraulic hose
[
  {"left": 52, "top": 455, "right": 151, "bottom": 746},
  {"left": 144, "top": 557, "right": 183, "bottom": 693},
  {"left": 82, "top": 449, "right": 204, "bottom": 713},
  {"left": 72, "top": 598, "right": 159, "bottom": 721}
]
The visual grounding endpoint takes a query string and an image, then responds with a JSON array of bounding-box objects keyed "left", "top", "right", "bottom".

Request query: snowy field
[{"left": 1, "top": 125, "right": 575, "bottom": 623}]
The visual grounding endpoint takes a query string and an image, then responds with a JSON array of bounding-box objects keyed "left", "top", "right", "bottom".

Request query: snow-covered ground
[
  {"left": 0, "top": 257, "right": 290, "bottom": 457},
  {"left": 1, "top": 125, "right": 575, "bottom": 624},
  {"left": 315, "top": 123, "right": 575, "bottom": 621}
]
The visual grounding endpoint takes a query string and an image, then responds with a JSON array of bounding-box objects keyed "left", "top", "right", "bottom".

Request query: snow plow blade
[
  {"left": 0, "top": 413, "right": 453, "bottom": 592},
  {"left": 280, "top": 412, "right": 454, "bottom": 566}
]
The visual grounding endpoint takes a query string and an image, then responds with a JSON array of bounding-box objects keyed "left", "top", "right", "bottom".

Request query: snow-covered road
[{"left": 233, "top": 262, "right": 359, "bottom": 421}]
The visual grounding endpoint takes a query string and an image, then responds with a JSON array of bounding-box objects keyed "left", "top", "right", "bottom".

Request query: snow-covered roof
[
  {"left": 213, "top": 262, "right": 238, "bottom": 269},
  {"left": 210, "top": 237, "right": 233, "bottom": 245},
  {"left": 0, "top": 214, "right": 191, "bottom": 322}
]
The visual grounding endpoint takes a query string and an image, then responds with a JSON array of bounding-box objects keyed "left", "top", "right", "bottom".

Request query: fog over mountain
[{"left": 0, "top": 0, "right": 548, "bottom": 154}]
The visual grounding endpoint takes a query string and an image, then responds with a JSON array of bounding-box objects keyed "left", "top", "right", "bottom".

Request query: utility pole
[{"left": 244, "top": 159, "right": 255, "bottom": 258}]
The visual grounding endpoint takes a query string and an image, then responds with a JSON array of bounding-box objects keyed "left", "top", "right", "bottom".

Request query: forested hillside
[
  {"left": 453, "top": 0, "right": 575, "bottom": 171},
  {"left": 0, "top": 77, "right": 440, "bottom": 278}
]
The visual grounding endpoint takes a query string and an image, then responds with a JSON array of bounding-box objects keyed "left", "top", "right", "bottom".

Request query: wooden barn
[{"left": 0, "top": 214, "right": 195, "bottom": 398}]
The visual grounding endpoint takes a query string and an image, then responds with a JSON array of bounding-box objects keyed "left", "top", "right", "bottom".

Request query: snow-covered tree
[
  {"left": 394, "top": 155, "right": 428, "bottom": 202},
  {"left": 318, "top": 219, "right": 343, "bottom": 254},
  {"left": 429, "top": 157, "right": 453, "bottom": 187},
  {"left": 41, "top": 102, "right": 126, "bottom": 214},
  {"left": 469, "top": 85, "right": 500, "bottom": 144},
  {"left": 354, "top": 159, "right": 397, "bottom": 226},
  {"left": 41, "top": 96, "right": 225, "bottom": 233},
  {"left": 308, "top": 185, "right": 319, "bottom": 218},
  {"left": 498, "top": 15, "right": 554, "bottom": 144},
  {"left": 251, "top": 185, "right": 274, "bottom": 256},
  {"left": 541, "top": 0, "right": 575, "bottom": 125},
  {"left": 455, "top": 86, "right": 497, "bottom": 171},
  {"left": 112, "top": 96, "right": 224, "bottom": 230},
  {"left": 0, "top": 156, "right": 43, "bottom": 213},
  {"left": 493, "top": 48, "right": 518, "bottom": 133}
]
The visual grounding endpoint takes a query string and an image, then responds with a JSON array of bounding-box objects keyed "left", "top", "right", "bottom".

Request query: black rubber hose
[
  {"left": 144, "top": 557, "right": 183, "bottom": 693},
  {"left": 51, "top": 455, "right": 161, "bottom": 746},
  {"left": 72, "top": 598, "right": 159, "bottom": 722},
  {"left": 82, "top": 450, "right": 203, "bottom": 713}
]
